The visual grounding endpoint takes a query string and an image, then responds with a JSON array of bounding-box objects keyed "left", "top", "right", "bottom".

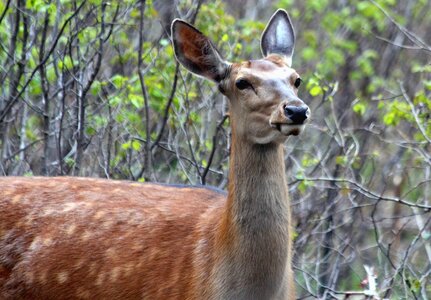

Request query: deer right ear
[
  {"left": 261, "top": 9, "right": 295, "bottom": 66},
  {"left": 171, "top": 19, "right": 229, "bottom": 83}
]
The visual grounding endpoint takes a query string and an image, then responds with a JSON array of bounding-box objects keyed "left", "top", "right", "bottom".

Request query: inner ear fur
[{"left": 261, "top": 9, "right": 295, "bottom": 65}]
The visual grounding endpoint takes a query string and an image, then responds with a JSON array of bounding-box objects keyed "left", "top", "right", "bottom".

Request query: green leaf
[
  {"left": 86, "top": 127, "right": 96, "bottom": 136},
  {"left": 383, "top": 111, "right": 397, "bottom": 126},
  {"left": 335, "top": 155, "right": 348, "bottom": 166},
  {"left": 324, "top": 48, "right": 345, "bottom": 66},
  {"left": 111, "top": 75, "right": 127, "bottom": 88},
  {"left": 129, "top": 94, "right": 144, "bottom": 109},
  {"left": 65, "top": 158, "right": 75, "bottom": 168},
  {"left": 91, "top": 81, "right": 102, "bottom": 96},
  {"left": 301, "top": 154, "right": 319, "bottom": 167},
  {"left": 302, "top": 47, "right": 317, "bottom": 61},
  {"left": 58, "top": 56, "right": 74, "bottom": 70},
  {"left": 121, "top": 142, "right": 131, "bottom": 150},
  {"left": 423, "top": 81, "right": 431, "bottom": 91},
  {"left": 309, "top": 86, "right": 323, "bottom": 96},
  {"left": 353, "top": 102, "right": 367, "bottom": 116},
  {"left": 412, "top": 64, "right": 431, "bottom": 73},
  {"left": 298, "top": 179, "right": 313, "bottom": 194},
  {"left": 131, "top": 140, "right": 141, "bottom": 151}
]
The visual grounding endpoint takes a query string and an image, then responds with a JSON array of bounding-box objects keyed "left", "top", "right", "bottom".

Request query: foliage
[{"left": 0, "top": 0, "right": 430, "bottom": 298}]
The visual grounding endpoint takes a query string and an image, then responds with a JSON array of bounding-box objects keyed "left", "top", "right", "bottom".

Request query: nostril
[{"left": 284, "top": 105, "right": 309, "bottom": 124}]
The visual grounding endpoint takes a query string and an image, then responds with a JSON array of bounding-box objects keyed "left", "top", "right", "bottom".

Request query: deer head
[{"left": 171, "top": 9, "right": 310, "bottom": 145}]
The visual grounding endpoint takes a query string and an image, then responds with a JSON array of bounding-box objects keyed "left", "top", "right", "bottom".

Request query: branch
[
  {"left": 293, "top": 177, "right": 431, "bottom": 210},
  {"left": 137, "top": 0, "right": 152, "bottom": 181}
]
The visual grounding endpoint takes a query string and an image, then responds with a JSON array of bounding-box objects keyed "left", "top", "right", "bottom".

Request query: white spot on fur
[
  {"left": 66, "top": 224, "right": 77, "bottom": 235},
  {"left": 43, "top": 237, "right": 53, "bottom": 246},
  {"left": 110, "top": 267, "right": 121, "bottom": 282},
  {"left": 83, "top": 202, "right": 94, "bottom": 208},
  {"left": 39, "top": 270, "right": 48, "bottom": 284},
  {"left": 123, "top": 263, "right": 134, "bottom": 276},
  {"left": 24, "top": 271, "right": 35, "bottom": 283},
  {"left": 103, "top": 220, "right": 113, "bottom": 229},
  {"left": 11, "top": 194, "right": 21, "bottom": 204},
  {"left": 74, "top": 258, "right": 85, "bottom": 269},
  {"left": 89, "top": 262, "right": 97, "bottom": 275},
  {"left": 43, "top": 208, "right": 56, "bottom": 216},
  {"left": 148, "top": 248, "right": 158, "bottom": 261},
  {"left": 3, "top": 190, "right": 13, "bottom": 196},
  {"left": 81, "top": 230, "right": 92, "bottom": 241},
  {"left": 57, "top": 271, "right": 68, "bottom": 283},
  {"left": 63, "top": 202, "right": 80, "bottom": 212},
  {"left": 132, "top": 242, "right": 143, "bottom": 251},
  {"left": 96, "top": 272, "right": 106, "bottom": 286},
  {"left": 93, "top": 211, "right": 106, "bottom": 220},
  {"left": 105, "top": 248, "right": 116, "bottom": 258},
  {"left": 30, "top": 237, "right": 42, "bottom": 250}
]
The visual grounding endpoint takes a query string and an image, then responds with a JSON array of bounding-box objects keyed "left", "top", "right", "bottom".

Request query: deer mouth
[
  {"left": 269, "top": 100, "right": 310, "bottom": 136},
  {"left": 270, "top": 122, "right": 305, "bottom": 136}
]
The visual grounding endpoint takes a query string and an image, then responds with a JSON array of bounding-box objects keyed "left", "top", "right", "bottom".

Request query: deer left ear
[
  {"left": 261, "top": 9, "right": 295, "bottom": 66},
  {"left": 171, "top": 19, "right": 229, "bottom": 83}
]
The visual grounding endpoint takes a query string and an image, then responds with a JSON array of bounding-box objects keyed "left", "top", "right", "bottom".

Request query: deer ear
[
  {"left": 261, "top": 9, "right": 295, "bottom": 66},
  {"left": 171, "top": 19, "right": 229, "bottom": 83}
]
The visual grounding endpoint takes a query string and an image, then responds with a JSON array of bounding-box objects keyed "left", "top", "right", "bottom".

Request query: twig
[{"left": 201, "top": 114, "right": 228, "bottom": 185}]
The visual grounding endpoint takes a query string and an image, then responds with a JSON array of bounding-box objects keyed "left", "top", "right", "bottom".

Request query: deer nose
[{"left": 284, "top": 105, "right": 309, "bottom": 124}]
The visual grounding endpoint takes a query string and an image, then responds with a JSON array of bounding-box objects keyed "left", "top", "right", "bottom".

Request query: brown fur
[{"left": 0, "top": 177, "right": 225, "bottom": 299}]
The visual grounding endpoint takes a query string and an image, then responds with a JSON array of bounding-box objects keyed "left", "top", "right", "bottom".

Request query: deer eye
[
  {"left": 235, "top": 79, "right": 252, "bottom": 90},
  {"left": 294, "top": 78, "right": 302, "bottom": 88}
]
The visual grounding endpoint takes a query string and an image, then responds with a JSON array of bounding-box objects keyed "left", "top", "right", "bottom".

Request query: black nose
[{"left": 284, "top": 105, "right": 309, "bottom": 124}]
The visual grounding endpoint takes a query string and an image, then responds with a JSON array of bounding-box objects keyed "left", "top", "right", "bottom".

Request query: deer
[{"left": 0, "top": 9, "right": 309, "bottom": 300}]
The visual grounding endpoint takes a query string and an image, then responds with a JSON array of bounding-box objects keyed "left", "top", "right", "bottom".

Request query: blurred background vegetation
[{"left": 0, "top": 0, "right": 430, "bottom": 298}]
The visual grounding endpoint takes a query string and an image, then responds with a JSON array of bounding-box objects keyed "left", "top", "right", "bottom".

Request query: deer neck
[
  {"left": 213, "top": 127, "right": 292, "bottom": 297},
  {"left": 226, "top": 129, "right": 290, "bottom": 230},
  {"left": 225, "top": 128, "right": 291, "bottom": 253}
]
